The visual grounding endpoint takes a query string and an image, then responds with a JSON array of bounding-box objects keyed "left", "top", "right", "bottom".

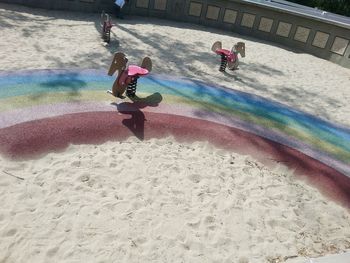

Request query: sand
[{"left": 0, "top": 3, "right": 350, "bottom": 263}]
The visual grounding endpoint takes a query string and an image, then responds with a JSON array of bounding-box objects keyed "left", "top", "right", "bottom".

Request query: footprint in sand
[
  {"left": 46, "top": 246, "right": 59, "bottom": 257},
  {"left": 78, "top": 173, "right": 90, "bottom": 183},
  {"left": 5, "top": 228, "right": 17, "bottom": 237},
  {"left": 186, "top": 219, "right": 201, "bottom": 229},
  {"left": 204, "top": 215, "right": 216, "bottom": 225},
  {"left": 70, "top": 160, "right": 81, "bottom": 168},
  {"left": 238, "top": 256, "right": 249, "bottom": 263},
  {"left": 54, "top": 168, "right": 65, "bottom": 176},
  {"left": 187, "top": 173, "right": 201, "bottom": 183}
]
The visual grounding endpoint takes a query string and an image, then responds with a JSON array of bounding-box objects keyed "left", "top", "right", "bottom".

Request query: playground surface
[{"left": 0, "top": 3, "right": 349, "bottom": 263}]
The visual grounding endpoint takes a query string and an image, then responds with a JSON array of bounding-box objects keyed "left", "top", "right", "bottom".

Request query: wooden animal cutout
[
  {"left": 228, "top": 42, "right": 245, "bottom": 70},
  {"left": 211, "top": 41, "right": 246, "bottom": 72},
  {"left": 211, "top": 41, "right": 222, "bottom": 53},
  {"left": 107, "top": 52, "right": 152, "bottom": 98}
]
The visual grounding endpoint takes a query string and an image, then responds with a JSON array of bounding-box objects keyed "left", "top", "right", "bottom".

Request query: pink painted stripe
[{"left": 0, "top": 111, "right": 349, "bottom": 208}]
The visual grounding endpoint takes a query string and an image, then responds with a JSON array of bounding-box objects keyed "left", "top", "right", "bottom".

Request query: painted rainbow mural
[{"left": 0, "top": 69, "right": 349, "bottom": 206}]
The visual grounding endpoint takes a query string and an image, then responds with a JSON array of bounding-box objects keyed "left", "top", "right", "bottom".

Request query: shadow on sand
[{"left": 111, "top": 92, "right": 162, "bottom": 140}]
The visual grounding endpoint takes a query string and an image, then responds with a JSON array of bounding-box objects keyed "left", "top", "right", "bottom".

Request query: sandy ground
[{"left": 0, "top": 3, "right": 350, "bottom": 263}]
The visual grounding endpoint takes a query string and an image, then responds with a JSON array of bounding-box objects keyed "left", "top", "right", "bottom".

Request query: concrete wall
[{"left": 1, "top": 0, "right": 349, "bottom": 68}]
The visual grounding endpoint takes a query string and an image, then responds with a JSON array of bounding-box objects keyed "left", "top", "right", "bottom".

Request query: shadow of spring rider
[
  {"left": 107, "top": 52, "right": 152, "bottom": 98},
  {"left": 211, "top": 41, "right": 245, "bottom": 72}
]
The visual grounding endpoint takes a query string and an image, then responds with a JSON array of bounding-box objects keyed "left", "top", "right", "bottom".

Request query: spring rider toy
[
  {"left": 100, "top": 11, "right": 114, "bottom": 43},
  {"left": 107, "top": 52, "right": 152, "bottom": 98},
  {"left": 211, "top": 41, "right": 245, "bottom": 72}
]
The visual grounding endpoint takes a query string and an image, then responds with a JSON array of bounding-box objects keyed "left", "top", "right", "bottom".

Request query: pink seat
[
  {"left": 215, "top": 48, "right": 231, "bottom": 56},
  {"left": 216, "top": 48, "right": 237, "bottom": 62},
  {"left": 128, "top": 65, "right": 149, "bottom": 76}
]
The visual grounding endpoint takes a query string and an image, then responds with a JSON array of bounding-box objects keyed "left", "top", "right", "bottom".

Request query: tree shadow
[
  {"left": 111, "top": 92, "right": 163, "bottom": 140},
  {"left": 222, "top": 70, "right": 246, "bottom": 82},
  {"left": 244, "top": 62, "right": 285, "bottom": 76},
  {"left": 30, "top": 71, "right": 87, "bottom": 100}
]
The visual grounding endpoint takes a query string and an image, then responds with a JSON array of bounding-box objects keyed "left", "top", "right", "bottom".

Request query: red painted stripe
[{"left": 0, "top": 111, "right": 349, "bottom": 208}]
